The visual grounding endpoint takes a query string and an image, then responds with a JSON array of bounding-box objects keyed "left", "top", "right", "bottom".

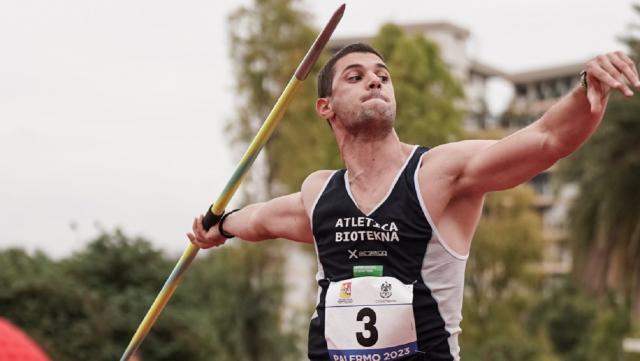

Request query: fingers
[
  {"left": 612, "top": 51, "right": 640, "bottom": 88},
  {"left": 188, "top": 214, "right": 225, "bottom": 249},
  {"left": 186, "top": 232, "right": 206, "bottom": 248},
  {"left": 587, "top": 84, "right": 603, "bottom": 114},
  {"left": 587, "top": 52, "right": 639, "bottom": 98},
  {"left": 188, "top": 216, "right": 210, "bottom": 249},
  {"left": 590, "top": 55, "right": 632, "bottom": 96},
  {"left": 600, "top": 56, "right": 633, "bottom": 96},
  {"left": 194, "top": 215, "right": 205, "bottom": 238},
  {"left": 587, "top": 64, "right": 620, "bottom": 90}
]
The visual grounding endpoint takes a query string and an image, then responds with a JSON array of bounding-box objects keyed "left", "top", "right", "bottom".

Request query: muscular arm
[
  {"left": 219, "top": 193, "right": 314, "bottom": 243},
  {"left": 188, "top": 170, "right": 332, "bottom": 248},
  {"left": 451, "top": 52, "right": 639, "bottom": 196},
  {"left": 454, "top": 86, "right": 602, "bottom": 195},
  {"left": 417, "top": 53, "right": 638, "bottom": 251}
]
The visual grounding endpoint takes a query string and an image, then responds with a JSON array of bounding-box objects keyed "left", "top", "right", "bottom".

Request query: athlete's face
[{"left": 318, "top": 52, "right": 396, "bottom": 139}]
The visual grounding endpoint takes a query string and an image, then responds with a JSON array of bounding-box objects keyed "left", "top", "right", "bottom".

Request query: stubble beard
[{"left": 338, "top": 101, "right": 396, "bottom": 141}]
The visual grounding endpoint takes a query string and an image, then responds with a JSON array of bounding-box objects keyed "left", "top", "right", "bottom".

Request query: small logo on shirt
[
  {"left": 380, "top": 281, "right": 392, "bottom": 299},
  {"left": 348, "top": 250, "right": 388, "bottom": 259}
]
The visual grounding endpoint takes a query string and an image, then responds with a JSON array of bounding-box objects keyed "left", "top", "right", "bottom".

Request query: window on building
[
  {"left": 565, "top": 76, "right": 575, "bottom": 90},
  {"left": 535, "top": 82, "right": 544, "bottom": 100},
  {"left": 553, "top": 80, "right": 564, "bottom": 98}
]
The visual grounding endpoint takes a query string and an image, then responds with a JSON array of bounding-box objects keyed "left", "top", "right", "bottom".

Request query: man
[{"left": 188, "top": 43, "right": 639, "bottom": 360}]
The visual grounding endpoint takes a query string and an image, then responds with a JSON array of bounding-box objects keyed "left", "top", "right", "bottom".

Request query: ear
[{"left": 315, "top": 97, "right": 334, "bottom": 120}]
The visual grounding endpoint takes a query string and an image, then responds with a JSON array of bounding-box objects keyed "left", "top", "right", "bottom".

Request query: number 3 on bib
[
  {"left": 356, "top": 307, "right": 378, "bottom": 347},
  {"left": 325, "top": 277, "right": 419, "bottom": 360}
]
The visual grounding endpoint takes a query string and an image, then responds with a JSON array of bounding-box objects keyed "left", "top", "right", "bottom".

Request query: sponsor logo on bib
[
  {"left": 380, "top": 282, "right": 392, "bottom": 299},
  {"left": 338, "top": 282, "right": 353, "bottom": 304}
]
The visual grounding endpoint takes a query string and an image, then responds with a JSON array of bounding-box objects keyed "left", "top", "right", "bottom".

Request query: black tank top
[{"left": 308, "top": 145, "right": 465, "bottom": 361}]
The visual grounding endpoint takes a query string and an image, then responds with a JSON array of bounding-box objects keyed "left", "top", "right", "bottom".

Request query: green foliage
[
  {"left": 461, "top": 186, "right": 547, "bottom": 361},
  {"left": 0, "top": 230, "right": 300, "bottom": 360},
  {"left": 561, "top": 91, "right": 640, "bottom": 297},
  {"left": 227, "top": 0, "right": 337, "bottom": 195},
  {"left": 530, "top": 278, "right": 629, "bottom": 361},
  {"left": 557, "top": 2, "right": 640, "bottom": 316},
  {"left": 180, "top": 242, "right": 301, "bottom": 361},
  {"left": 460, "top": 187, "right": 629, "bottom": 361},
  {"left": 459, "top": 185, "right": 631, "bottom": 361}
]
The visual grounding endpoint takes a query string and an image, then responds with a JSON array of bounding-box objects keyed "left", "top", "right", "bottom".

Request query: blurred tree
[
  {"left": 0, "top": 249, "right": 68, "bottom": 359},
  {"left": 558, "top": 1, "right": 640, "bottom": 317},
  {"left": 57, "top": 230, "right": 202, "bottom": 361},
  {"left": 0, "top": 232, "right": 184, "bottom": 360},
  {"left": 530, "top": 277, "right": 628, "bottom": 361},
  {"left": 0, "top": 230, "right": 300, "bottom": 360},
  {"left": 182, "top": 242, "right": 301, "bottom": 361},
  {"left": 227, "top": 0, "right": 329, "bottom": 196},
  {"left": 460, "top": 186, "right": 547, "bottom": 361},
  {"left": 225, "top": 1, "right": 322, "bottom": 359}
]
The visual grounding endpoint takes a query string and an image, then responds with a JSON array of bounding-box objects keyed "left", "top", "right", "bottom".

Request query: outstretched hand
[{"left": 585, "top": 51, "right": 640, "bottom": 113}]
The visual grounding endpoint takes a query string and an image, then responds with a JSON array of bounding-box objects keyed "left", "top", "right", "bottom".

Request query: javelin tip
[{"left": 295, "top": 3, "right": 346, "bottom": 80}]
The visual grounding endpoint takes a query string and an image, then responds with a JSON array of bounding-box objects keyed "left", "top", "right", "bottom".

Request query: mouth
[{"left": 361, "top": 92, "right": 388, "bottom": 103}]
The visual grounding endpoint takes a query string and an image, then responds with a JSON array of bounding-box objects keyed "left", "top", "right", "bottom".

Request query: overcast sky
[{"left": 0, "top": 0, "right": 635, "bottom": 258}]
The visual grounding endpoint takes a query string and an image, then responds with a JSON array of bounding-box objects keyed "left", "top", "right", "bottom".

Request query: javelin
[{"left": 119, "top": 4, "right": 346, "bottom": 360}]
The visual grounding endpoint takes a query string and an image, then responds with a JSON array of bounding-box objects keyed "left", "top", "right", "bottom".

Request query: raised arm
[
  {"left": 451, "top": 52, "right": 639, "bottom": 196},
  {"left": 188, "top": 170, "right": 332, "bottom": 248}
]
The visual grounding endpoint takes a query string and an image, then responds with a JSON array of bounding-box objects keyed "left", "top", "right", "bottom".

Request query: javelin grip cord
[{"left": 202, "top": 205, "right": 222, "bottom": 231}]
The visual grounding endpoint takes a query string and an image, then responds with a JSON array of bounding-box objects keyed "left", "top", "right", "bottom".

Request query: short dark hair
[{"left": 317, "top": 43, "right": 385, "bottom": 98}]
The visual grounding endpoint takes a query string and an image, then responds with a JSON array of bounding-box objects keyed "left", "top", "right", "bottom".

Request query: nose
[{"left": 367, "top": 73, "right": 381, "bottom": 89}]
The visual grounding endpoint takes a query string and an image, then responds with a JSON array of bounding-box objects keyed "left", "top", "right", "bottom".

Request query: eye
[
  {"left": 348, "top": 75, "right": 362, "bottom": 82},
  {"left": 379, "top": 75, "right": 389, "bottom": 82}
]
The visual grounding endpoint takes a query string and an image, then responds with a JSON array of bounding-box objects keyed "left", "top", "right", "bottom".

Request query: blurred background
[{"left": 1, "top": 0, "right": 639, "bottom": 360}]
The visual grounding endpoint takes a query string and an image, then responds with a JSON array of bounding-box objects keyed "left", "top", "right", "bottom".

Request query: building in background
[{"left": 503, "top": 62, "right": 585, "bottom": 129}]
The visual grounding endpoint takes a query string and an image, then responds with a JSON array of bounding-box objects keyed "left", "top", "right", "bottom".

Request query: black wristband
[{"left": 219, "top": 209, "right": 240, "bottom": 239}]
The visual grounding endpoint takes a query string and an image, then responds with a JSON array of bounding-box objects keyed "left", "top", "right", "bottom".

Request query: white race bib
[{"left": 325, "top": 276, "right": 418, "bottom": 361}]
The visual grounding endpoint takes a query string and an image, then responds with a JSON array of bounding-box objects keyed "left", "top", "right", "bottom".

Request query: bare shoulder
[
  {"left": 424, "top": 140, "right": 496, "bottom": 165},
  {"left": 417, "top": 140, "right": 495, "bottom": 219},
  {"left": 300, "top": 170, "right": 335, "bottom": 216},
  {"left": 416, "top": 141, "right": 496, "bottom": 253},
  {"left": 420, "top": 140, "right": 496, "bottom": 180},
  {"left": 302, "top": 170, "right": 334, "bottom": 190}
]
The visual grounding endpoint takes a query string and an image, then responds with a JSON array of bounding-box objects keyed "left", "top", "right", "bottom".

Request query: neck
[{"left": 336, "top": 129, "right": 411, "bottom": 184}]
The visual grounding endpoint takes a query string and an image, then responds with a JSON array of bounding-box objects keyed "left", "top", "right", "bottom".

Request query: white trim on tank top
[
  {"left": 343, "top": 145, "right": 419, "bottom": 217},
  {"left": 413, "top": 152, "right": 469, "bottom": 260},
  {"left": 308, "top": 170, "right": 338, "bottom": 283}
]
